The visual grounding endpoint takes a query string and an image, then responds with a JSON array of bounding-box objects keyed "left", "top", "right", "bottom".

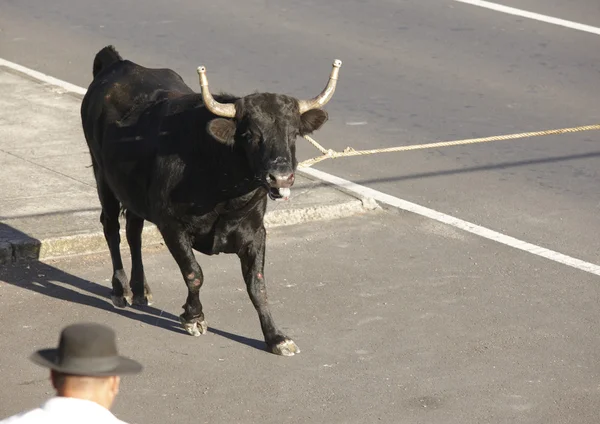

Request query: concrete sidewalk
[{"left": 0, "top": 67, "right": 378, "bottom": 264}]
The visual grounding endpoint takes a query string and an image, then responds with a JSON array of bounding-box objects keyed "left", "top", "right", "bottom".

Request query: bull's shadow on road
[{"left": 0, "top": 223, "right": 266, "bottom": 352}]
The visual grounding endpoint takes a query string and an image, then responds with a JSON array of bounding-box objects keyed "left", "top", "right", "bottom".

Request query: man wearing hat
[{"left": 0, "top": 323, "right": 142, "bottom": 423}]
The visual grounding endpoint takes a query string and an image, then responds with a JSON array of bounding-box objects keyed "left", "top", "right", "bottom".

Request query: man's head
[
  {"left": 50, "top": 370, "right": 121, "bottom": 409},
  {"left": 30, "top": 323, "right": 142, "bottom": 410}
]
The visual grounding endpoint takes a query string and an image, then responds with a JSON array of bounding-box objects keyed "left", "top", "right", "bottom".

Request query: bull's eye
[{"left": 242, "top": 130, "right": 260, "bottom": 145}]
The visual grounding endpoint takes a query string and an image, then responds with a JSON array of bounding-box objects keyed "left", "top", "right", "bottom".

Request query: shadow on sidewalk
[{"left": 0, "top": 223, "right": 266, "bottom": 352}]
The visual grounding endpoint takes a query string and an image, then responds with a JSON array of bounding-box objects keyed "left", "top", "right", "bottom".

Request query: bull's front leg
[
  {"left": 160, "top": 227, "right": 207, "bottom": 337},
  {"left": 238, "top": 226, "right": 300, "bottom": 356}
]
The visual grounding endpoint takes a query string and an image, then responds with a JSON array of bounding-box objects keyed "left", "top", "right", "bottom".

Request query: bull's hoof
[
  {"left": 179, "top": 315, "right": 208, "bottom": 337},
  {"left": 111, "top": 295, "right": 133, "bottom": 308},
  {"left": 132, "top": 294, "right": 154, "bottom": 306},
  {"left": 271, "top": 339, "right": 300, "bottom": 356}
]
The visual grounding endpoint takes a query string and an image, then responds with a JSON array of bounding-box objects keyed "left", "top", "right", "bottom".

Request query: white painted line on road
[
  {"left": 3, "top": 55, "right": 600, "bottom": 277},
  {"left": 454, "top": 0, "right": 600, "bottom": 36},
  {"left": 302, "top": 167, "right": 600, "bottom": 277},
  {"left": 0, "top": 58, "right": 87, "bottom": 95}
]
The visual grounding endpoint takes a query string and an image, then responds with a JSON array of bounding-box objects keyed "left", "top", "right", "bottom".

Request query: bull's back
[
  {"left": 81, "top": 59, "right": 195, "bottom": 219},
  {"left": 83, "top": 60, "right": 193, "bottom": 129}
]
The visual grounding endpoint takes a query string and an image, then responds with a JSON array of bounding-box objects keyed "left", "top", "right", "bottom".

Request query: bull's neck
[{"left": 193, "top": 121, "right": 262, "bottom": 201}]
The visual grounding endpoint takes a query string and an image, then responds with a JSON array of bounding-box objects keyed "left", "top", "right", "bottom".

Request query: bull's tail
[{"left": 92, "top": 45, "right": 122, "bottom": 78}]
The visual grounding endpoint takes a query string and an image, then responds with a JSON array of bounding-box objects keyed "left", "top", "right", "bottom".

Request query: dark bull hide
[{"left": 80, "top": 46, "right": 341, "bottom": 356}]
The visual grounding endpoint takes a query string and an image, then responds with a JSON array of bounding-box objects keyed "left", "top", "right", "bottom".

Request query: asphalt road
[
  {"left": 2, "top": 212, "right": 600, "bottom": 423},
  {"left": 1, "top": 2, "right": 600, "bottom": 421},
  {"left": 1, "top": 0, "right": 600, "bottom": 265}
]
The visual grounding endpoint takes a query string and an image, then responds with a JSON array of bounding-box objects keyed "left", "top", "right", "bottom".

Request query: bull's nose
[{"left": 268, "top": 172, "right": 295, "bottom": 188}]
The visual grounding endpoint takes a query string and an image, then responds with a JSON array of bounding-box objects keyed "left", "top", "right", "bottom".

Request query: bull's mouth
[{"left": 267, "top": 186, "right": 291, "bottom": 201}]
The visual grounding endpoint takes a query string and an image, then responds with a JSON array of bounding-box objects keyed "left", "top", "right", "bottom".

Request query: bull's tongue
[
  {"left": 269, "top": 187, "right": 291, "bottom": 201},
  {"left": 276, "top": 188, "right": 291, "bottom": 201}
]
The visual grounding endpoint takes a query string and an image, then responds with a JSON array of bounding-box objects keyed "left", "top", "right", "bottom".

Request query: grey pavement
[
  {"left": 0, "top": 67, "right": 376, "bottom": 263},
  {"left": 2, "top": 212, "right": 600, "bottom": 423}
]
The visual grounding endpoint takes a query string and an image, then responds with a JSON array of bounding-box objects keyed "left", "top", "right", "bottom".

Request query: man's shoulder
[
  {"left": 0, "top": 409, "right": 128, "bottom": 424},
  {"left": 0, "top": 398, "right": 129, "bottom": 424},
  {"left": 0, "top": 408, "right": 46, "bottom": 424}
]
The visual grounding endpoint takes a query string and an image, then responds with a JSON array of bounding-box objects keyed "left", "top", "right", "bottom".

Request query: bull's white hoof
[
  {"left": 111, "top": 295, "right": 132, "bottom": 308},
  {"left": 132, "top": 294, "right": 153, "bottom": 306},
  {"left": 180, "top": 316, "right": 208, "bottom": 337},
  {"left": 272, "top": 339, "right": 300, "bottom": 356}
]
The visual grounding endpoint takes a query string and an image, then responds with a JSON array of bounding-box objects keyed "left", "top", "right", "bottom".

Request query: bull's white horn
[
  {"left": 298, "top": 59, "right": 342, "bottom": 114},
  {"left": 197, "top": 66, "right": 236, "bottom": 118}
]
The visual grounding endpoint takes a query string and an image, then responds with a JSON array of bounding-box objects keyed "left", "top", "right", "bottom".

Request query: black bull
[{"left": 80, "top": 46, "right": 341, "bottom": 356}]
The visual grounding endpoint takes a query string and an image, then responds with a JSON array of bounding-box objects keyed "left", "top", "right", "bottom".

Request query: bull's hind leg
[
  {"left": 160, "top": 228, "right": 207, "bottom": 336},
  {"left": 125, "top": 210, "right": 153, "bottom": 306},
  {"left": 238, "top": 226, "right": 299, "bottom": 356},
  {"left": 96, "top": 178, "right": 133, "bottom": 307}
]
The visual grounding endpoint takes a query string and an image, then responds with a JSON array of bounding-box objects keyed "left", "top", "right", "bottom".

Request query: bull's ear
[
  {"left": 300, "top": 109, "right": 328, "bottom": 135},
  {"left": 207, "top": 118, "right": 236, "bottom": 145}
]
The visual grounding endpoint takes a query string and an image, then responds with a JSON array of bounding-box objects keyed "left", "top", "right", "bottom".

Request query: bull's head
[{"left": 198, "top": 60, "right": 341, "bottom": 200}]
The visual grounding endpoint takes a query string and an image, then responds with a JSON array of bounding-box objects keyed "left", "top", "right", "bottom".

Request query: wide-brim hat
[{"left": 30, "top": 323, "right": 142, "bottom": 377}]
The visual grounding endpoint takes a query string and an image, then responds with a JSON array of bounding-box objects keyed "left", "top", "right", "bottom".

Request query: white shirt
[{"left": 0, "top": 397, "right": 128, "bottom": 424}]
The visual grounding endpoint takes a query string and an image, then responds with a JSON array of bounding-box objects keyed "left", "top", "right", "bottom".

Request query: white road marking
[
  {"left": 454, "top": 0, "right": 600, "bottom": 36},
  {"left": 302, "top": 167, "right": 600, "bottom": 277},
  {"left": 0, "top": 58, "right": 87, "bottom": 95},
  {"left": 2, "top": 56, "right": 600, "bottom": 277}
]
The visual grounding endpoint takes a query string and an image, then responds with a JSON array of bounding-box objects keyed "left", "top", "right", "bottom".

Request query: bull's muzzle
[
  {"left": 265, "top": 168, "right": 294, "bottom": 201},
  {"left": 268, "top": 172, "right": 295, "bottom": 189}
]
